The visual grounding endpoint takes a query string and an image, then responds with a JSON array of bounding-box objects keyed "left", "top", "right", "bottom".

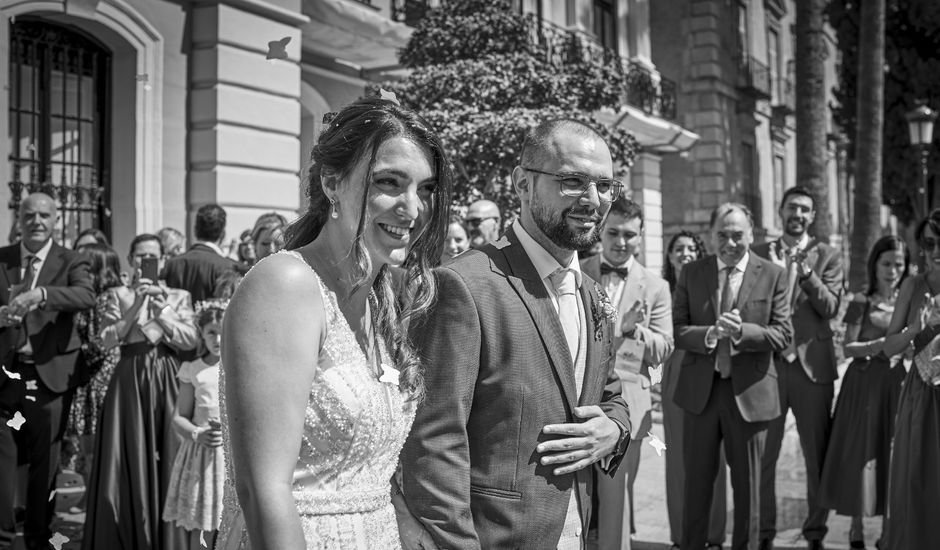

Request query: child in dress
[{"left": 163, "top": 299, "right": 226, "bottom": 547}]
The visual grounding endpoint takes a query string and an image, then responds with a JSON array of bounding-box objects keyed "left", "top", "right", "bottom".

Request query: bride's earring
[{"left": 329, "top": 196, "right": 339, "bottom": 219}]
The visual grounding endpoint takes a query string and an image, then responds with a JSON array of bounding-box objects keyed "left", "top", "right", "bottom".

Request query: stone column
[{"left": 630, "top": 152, "right": 664, "bottom": 274}]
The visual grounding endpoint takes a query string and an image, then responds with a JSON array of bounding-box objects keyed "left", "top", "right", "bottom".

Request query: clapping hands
[
  {"left": 715, "top": 308, "right": 743, "bottom": 340},
  {"left": 620, "top": 300, "right": 646, "bottom": 334}
]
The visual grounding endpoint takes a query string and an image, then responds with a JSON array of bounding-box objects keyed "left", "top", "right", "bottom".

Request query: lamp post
[{"left": 906, "top": 100, "right": 937, "bottom": 219}]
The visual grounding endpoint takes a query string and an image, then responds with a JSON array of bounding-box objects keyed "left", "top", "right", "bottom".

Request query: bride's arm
[{"left": 222, "top": 255, "right": 325, "bottom": 550}]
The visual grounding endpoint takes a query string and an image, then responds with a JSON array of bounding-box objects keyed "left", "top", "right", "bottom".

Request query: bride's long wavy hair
[{"left": 285, "top": 97, "right": 452, "bottom": 402}]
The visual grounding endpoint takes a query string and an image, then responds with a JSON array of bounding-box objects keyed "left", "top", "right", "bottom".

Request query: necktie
[
  {"left": 15, "top": 256, "right": 38, "bottom": 349},
  {"left": 600, "top": 263, "right": 629, "bottom": 279},
  {"left": 549, "top": 268, "right": 580, "bottom": 365},
  {"left": 716, "top": 266, "right": 734, "bottom": 378}
]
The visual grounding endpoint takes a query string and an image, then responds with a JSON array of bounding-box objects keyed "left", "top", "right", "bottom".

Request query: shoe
[
  {"left": 849, "top": 541, "right": 866, "bottom": 549},
  {"left": 758, "top": 540, "right": 774, "bottom": 550},
  {"left": 807, "top": 541, "right": 825, "bottom": 550}
]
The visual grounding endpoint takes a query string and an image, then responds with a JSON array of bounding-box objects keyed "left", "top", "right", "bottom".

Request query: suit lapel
[
  {"left": 1, "top": 247, "right": 21, "bottom": 301},
  {"left": 579, "top": 280, "right": 601, "bottom": 406},
  {"left": 736, "top": 254, "right": 763, "bottom": 307},
  {"left": 500, "top": 229, "right": 579, "bottom": 411},
  {"left": 619, "top": 263, "right": 645, "bottom": 314},
  {"left": 706, "top": 256, "right": 720, "bottom": 318},
  {"left": 36, "top": 243, "right": 63, "bottom": 285}
]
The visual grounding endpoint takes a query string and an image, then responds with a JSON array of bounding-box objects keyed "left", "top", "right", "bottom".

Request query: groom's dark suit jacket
[{"left": 401, "top": 227, "right": 630, "bottom": 550}]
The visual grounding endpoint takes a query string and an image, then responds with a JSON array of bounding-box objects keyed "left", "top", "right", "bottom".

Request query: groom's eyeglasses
[{"left": 523, "top": 167, "right": 623, "bottom": 202}]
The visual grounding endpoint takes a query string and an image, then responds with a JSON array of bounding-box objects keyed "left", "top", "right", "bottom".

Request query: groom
[{"left": 400, "top": 119, "right": 631, "bottom": 550}]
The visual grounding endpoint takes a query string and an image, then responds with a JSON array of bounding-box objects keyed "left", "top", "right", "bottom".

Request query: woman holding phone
[{"left": 82, "top": 233, "right": 200, "bottom": 550}]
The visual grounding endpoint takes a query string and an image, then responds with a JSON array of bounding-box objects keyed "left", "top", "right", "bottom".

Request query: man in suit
[
  {"left": 0, "top": 193, "right": 95, "bottom": 549},
  {"left": 465, "top": 199, "right": 502, "bottom": 249},
  {"left": 752, "top": 186, "right": 843, "bottom": 550},
  {"left": 401, "top": 119, "right": 631, "bottom": 550},
  {"left": 674, "top": 203, "right": 792, "bottom": 550},
  {"left": 581, "top": 197, "right": 673, "bottom": 550},
  {"left": 162, "top": 203, "right": 237, "bottom": 303}
]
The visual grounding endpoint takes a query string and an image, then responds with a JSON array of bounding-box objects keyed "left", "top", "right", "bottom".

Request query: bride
[{"left": 215, "top": 95, "right": 452, "bottom": 549}]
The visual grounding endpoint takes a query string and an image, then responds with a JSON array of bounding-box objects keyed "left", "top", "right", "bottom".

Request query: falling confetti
[
  {"left": 1, "top": 365, "right": 20, "bottom": 379},
  {"left": 378, "top": 364, "right": 400, "bottom": 385},
  {"left": 49, "top": 532, "right": 69, "bottom": 550},
  {"left": 7, "top": 411, "right": 25, "bottom": 431},
  {"left": 48, "top": 489, "right": 57, "bottom": 502},
  {"left": 265, "top": 36, "right": 291, "bottom": 60},
  {"left": 199, "top": 530, "right": 207, "bottom": 547},
  {"left": 25, "top": 395, "right": 35, "bottom": 402},
  {"left": 648, "top": 364, "right": 663, "bottom": 386},
  {"left": 647, "top": 431, "right": 666, "bottom": 456},
  {"left": 25, "top": 380, "right": 37, "bottom": 391}
]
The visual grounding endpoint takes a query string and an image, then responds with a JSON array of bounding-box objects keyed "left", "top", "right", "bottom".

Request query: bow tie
[{"left": 601, "top": 263, "right": 629, "bottom": 279}]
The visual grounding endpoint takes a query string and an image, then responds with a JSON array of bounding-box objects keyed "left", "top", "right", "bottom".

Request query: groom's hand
[{"left": 538, "top": 406, "right": 621, "bottom": 475}]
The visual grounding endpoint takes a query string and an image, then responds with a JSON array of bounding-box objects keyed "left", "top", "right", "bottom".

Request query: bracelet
[{"left": 191, "top": 427, "right": 203, "bottom": 442}]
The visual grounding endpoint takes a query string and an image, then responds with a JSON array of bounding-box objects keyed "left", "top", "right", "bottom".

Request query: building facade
[{"left": 651, "top": 0, "right": 847, "bottom": 249}]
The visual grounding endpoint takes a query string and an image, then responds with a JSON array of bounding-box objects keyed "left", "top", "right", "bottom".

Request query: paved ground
[{"left": 28, "top": 363, "right": 882, "bottom": 550}]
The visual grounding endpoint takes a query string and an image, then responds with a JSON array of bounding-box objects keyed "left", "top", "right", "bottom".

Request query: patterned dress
[{"left": 215, "top": 250, "right": 416, "bottom": 550}]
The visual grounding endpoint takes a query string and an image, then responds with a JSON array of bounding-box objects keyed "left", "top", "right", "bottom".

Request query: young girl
[{"left": 163, "top": 300, "right": 226, "bottom": 546}]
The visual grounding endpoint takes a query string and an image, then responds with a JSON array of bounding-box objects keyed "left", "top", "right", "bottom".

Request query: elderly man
[
  {"left": 401, "top": 118, "right": 631, "bottom": 550},
  {"left": 0, "top": 193, "right": 95, "bottom": 549},
  {"left": 465, "top": 199, "right": 502, "bottom": 249}
]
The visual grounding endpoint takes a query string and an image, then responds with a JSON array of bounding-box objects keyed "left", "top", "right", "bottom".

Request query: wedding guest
[
  {"left": 157, "top": 227, "right": 186, "bottom": 259},
  {"left": 442, "top": 215, "right": 469, "bottom": 262},
  {"left": 881, "top": 209, "right": 940, "bottom": 549},
  {"left": 582, "top": 197, "right": 673, "bottom": 550},
  {"left": 164, "top": 300, "right": 226, "bottom": 549},
  {"left": 465, "top": 199, "right": 501, "bottom": 249},
  {"left": 163, "top": 205, "right": 238, "bottom": 303},
  {"left": 213, "top": 270, "right": 243, "bottom": 301},
  {"left": 216, "top": 95, "right": 452, "bottom": 549},
  {"left": 82, "top": 233, "right": 200, "bottom": 550},
  {"left": 250, "top": 212, "right": 289, "bottom": 261},
  {"left": 234, "top": 230, "right": 255, "bottom": 274},
  {"left": 753, "top": 187, "right": 843, "bottom": 550},
  {"left": 818, "top": 235, "right": 909, "bottom": 549},
  {"left": 0, "top": 193, "right": 96, "bottom": 550},
  {"left": 661, "top": 230, "right": 728, "bottom": 550},
  {"left": 401, "top": 118, "right": 631, "bottom": 549},
  {"left": 73, "top": 228, "right": 110, "bottom": 250},
  {"left": 60, "top": 244, "right": 123, "bottom": 485}
]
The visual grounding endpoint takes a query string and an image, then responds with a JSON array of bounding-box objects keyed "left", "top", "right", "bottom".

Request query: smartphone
[{"left": 140, "top": 257, "right": 159, "bottom": 282}]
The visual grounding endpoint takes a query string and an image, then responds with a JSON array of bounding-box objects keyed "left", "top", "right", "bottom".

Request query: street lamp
[{"left": 906, "top": 100, "right": 937, "bottom": 218}]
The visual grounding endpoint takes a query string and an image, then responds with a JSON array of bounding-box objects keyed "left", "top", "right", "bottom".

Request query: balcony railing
[
  {"left": 771, "top": 76, "right": 795, "bottom": 113},
  {"left": 392, "top": 0, "right": 431, "bottom": 26},
  {"left": 735, "top": 54, "right": 772, "bottom": 99},
  {"left": 533, "top": 20, "right": 678, "bottom": 120}
]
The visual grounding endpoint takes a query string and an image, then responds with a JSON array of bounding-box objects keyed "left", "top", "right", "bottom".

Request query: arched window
[{"left": 8, "top": 19, "right": 111, "bottom": 246}]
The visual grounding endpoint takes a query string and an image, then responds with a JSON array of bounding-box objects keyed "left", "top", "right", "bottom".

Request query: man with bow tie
[
  {"left": 752, "top": 186, "right": 843, "bottom": 550},
  {"left": 581, "top": 197, "right": 673, "bottom": 550},
  {"left": 0, "top": 193, "right": 95, "bottom": 549}
]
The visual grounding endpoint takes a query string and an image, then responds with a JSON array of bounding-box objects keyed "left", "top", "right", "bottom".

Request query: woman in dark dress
[
  {"left": 818, "top": 236, "right": 909, "bottom": 548},
  {"left": 881, "top": 209, "right": 940, "bottom": 549},
  {"left": 661, "top": 230, "right": 727, "bottom": 550},
  {"left": 82, "top": 234, "right": 200, "bottom": 550}
]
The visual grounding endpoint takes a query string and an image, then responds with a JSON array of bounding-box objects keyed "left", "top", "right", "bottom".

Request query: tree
[
  {"left": 384, "top": 0, "right": 640, "bottom": 216},
  {"left": 848, "top": 0, "right": 886, "bottom": 291},
  {"left": 829, "top": 0, "right": 940, "bottom": 227},
  {"left": 795, "top": 0, "right": 833, "bottom": 241}
]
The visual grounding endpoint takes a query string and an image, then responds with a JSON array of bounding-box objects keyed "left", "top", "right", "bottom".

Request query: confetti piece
[
  {"left": 48, "top": 489, "right": 57, "bottom": 502},
  {"left": 378, "top": 364, "right": 400, "bottom": 385},
  {"left": 199, "top": 530, "right": 207, "bottom": 547},
  {"left": 647, "top": 431, "right": 666, "bottom": 456},
  {"left": 6, "top": 411, "right": 25, "bottom": 431},
  {"left": 49, "top": 532, "right": 69, "bottom": 550},
  {"left": 25, "top": 395, "right": 35, "bottom": 402},
  {"left": 265, "top": 36, "right": 290, "bottom": 60},
  {"left": 1, "top": 365, "right": 20, "bottom": 380},
  {"left": 648, "top": 364, "right": 663, "bottom": 386},
  {"left": 25, "top": 380, "right": 37, "bottom": 391}
]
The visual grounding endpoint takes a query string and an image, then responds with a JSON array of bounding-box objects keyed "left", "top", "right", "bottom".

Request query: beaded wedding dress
[{"left": 215, "top": 251, "right": 415, "bottom": 549}]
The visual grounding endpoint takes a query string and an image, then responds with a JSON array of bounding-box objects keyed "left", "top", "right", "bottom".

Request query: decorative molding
[
  {"left": 191, "top": 0, "right": 309, "bottom": 28},
  {"left": 764, "top": 0, "right": 787, "bottom": 18}
]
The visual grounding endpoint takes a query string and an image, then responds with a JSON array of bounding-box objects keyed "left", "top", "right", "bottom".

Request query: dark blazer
[
  {"left": 401, "top": 228, "right": 630, "bottom": 550},
  {"left": 0, "top": 242, "right": 96, "bottom": 393},
  {"left": 752, "top": 239, "right": 843, "bottom": 383},
  {"left": 672, "top": 254, "right": 792, "bottom": 423},
  {"left": 161, "top": 242, "right": 237, "bottom": 303}
]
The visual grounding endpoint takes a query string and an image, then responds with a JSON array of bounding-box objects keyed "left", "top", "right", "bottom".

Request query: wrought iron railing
[
  {"left": 735, "top": 54, "right": 772, "bottom": 99},
  {"left": 533, "top": 20, "right": 678, "bottom": 120},
  {"left": 392, "top": 0, "right": 431, "bottom": 26}
]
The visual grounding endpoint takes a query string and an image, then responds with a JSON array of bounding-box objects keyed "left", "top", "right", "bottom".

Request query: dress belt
[{"left": 292, "top": 486, "right": 389, "bottom": 516}]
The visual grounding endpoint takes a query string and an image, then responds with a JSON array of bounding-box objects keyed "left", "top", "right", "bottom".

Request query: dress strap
[{"left": 277, "top": 250, "right": 338, "bottom": 328}]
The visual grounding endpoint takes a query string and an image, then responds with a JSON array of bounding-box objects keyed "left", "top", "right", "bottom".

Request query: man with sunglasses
[
  {"left": 465, "top": 199, "right": 502, "bottom": 249},
  {"left": 401, "top": 118, "right": 631, "bottom": 550}
]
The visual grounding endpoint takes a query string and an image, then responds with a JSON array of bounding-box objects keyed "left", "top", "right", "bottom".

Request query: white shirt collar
[
  {"left": 512, "top": 221, "right": 582, "bottom": 288},
  {"left": 781, "top": 233, "right": 810, "bottom": 251},
  {"left": 717, "top": 251, "right": 749, "bottom": 274},
  {"left": 20, "top": 239, "right": 53, "bottom": 264},
  {"left": 197, "top": 241, "right": 225, "bottom": 257}
]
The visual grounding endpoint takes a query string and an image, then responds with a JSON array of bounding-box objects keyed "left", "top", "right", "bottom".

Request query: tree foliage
[
  {"left": 384, "top": 0, "right": 640, "bottom": 216},
  {"left": 828, "top": 0, "right": 940, "bottom": 225}
]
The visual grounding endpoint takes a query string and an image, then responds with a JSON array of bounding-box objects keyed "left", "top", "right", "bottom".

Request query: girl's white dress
[
  {"left": 163, "top": 357, "right": 224, "bottom": 531},
  {"left": 215, "top": 250, "right": 415, "bottom": 549}
]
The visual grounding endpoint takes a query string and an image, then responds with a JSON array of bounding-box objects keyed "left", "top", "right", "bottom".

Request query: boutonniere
[{"left": 591, "top": 283, "right": 618, "bottom": 341}]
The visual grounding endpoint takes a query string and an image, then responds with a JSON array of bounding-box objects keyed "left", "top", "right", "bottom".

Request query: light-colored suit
[{"left": 581, "top": 255, "right": 673, "bottom": 550}]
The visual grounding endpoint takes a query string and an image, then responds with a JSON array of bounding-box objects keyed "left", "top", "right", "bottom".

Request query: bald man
[
  {"left": 0, "top": 194, "right": 95, "bottom": 549},
  {"left": 465, "top": 199, "right": 502, "bottom": 249}
]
